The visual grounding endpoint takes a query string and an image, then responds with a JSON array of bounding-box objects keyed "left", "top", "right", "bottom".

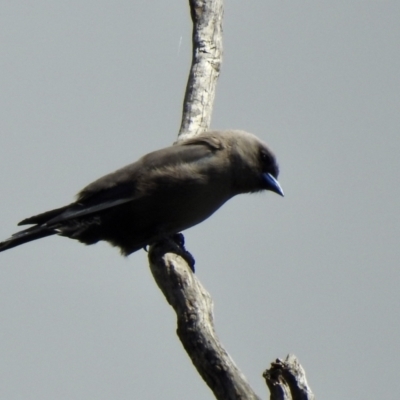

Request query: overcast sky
[{"left": 0, "top": 1, "right": 399, "bottom": 399}]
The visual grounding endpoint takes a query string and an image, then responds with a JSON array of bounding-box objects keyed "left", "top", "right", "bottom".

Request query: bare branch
[
  {"left": 147, "top": 1, "right": 315, "bottom": 399},
  {"left": 149, "top": 240, "right": 261, "bottom": 400},
  {"left": 148, "top": 1, "right": 262, "bottom": 396},
  {"left": 178, "top": 0, "right": 224, "bottom": 141},
  {"left": 148, "top": 0, "right": 261, "bottom": 396},
  {"left": 263, "top": 355, "right": 315, "bottom": 400}
]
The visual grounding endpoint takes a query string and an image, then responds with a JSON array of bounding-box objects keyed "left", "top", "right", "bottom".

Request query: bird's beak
[{"left": 263, "top": 173, "right": 284, "bottom": 197}]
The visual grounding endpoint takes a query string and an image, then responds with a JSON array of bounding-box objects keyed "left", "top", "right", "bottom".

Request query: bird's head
[{"left": 228, "top": 130, "right": 284, "bottom": 197}]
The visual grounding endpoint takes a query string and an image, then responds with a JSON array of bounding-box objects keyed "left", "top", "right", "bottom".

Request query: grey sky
[{"left": 0, "top": 1, "right": 399, "bottom": 399}]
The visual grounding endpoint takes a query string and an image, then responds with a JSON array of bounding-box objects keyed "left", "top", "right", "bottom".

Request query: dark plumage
[{"left": 0, "top": 130, "right": 283, "bottom": 255}]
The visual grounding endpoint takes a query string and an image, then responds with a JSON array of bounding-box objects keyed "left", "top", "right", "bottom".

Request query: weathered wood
[
  {"left": 263, "top": 355, "right": 315, "bottom": 400},
  {"left": 148, "top": 0, "right": 315, "bottom": 399},
  {"left": 148, "top": 0, "right": 261, "bottom": 396},
  {"left": 178, "top": 0, "right": 224, "bottom": 141},
  {"left": 149, "top": 240, "right": 261, "bottom": 400}
]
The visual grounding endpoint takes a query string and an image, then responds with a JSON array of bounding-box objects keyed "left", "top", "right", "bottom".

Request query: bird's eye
[
  {"left": 260, "top": 152, "right": 270, "bottom": 164},
  {"left": 260, "top": 150, "right": 278, "bottom": 177}
]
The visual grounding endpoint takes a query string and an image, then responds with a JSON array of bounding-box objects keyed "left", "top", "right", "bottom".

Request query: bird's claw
[
  {"left": 171, "top": 233, "right": 195, "bottom": 272},
  {"left": 146, "top": 233, "right": 196, "bottom": 272}
]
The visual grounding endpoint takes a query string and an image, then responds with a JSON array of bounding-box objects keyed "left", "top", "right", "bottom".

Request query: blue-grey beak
[{"left": 263, "top": 173, "right": 284, "bottom": 197}]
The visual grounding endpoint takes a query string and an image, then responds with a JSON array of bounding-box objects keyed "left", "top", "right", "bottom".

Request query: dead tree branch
[
  {"left": 263, "top": 355, "right": 315, "bottom": 400},
  {"left": 148, "top": 1, "right": 315, "bottom": 399},
  {"left": 178, "top": 0, "right": 224, "bottom": 141},
  {"left": 149, "top": 240, "right": 261, "bottom": 400}
]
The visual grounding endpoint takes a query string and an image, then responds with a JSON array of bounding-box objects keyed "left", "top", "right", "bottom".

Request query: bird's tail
[
  {"left": 0, "top": 204, "right": 73, "bottom": 252},
  {"left": 0, "top": 226, "right": 57, "bottom": 252}
]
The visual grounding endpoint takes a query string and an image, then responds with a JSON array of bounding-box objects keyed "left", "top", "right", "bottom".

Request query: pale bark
[
  {"left": 149, "top": 240, "right": 261, "bottom": 400},
  {"left": 148, "top": 1, "right": 315, "bottom": 399},
  {"left": 263, "top": 355, "right": 315, "bottom": 400},
  {"left": 177, "top": 0, "right": 224, "bottom": 142}
]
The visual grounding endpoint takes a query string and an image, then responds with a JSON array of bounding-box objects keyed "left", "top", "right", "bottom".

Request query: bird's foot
[
  {"left": 149, "top": 233, "right": 195, "bottom": 272},
  {"left": 170, "top": 233, "right": 195, "bottom": 272}
]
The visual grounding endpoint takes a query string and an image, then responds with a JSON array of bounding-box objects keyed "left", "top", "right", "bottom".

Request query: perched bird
[{"left": 0, "top": 130, "right": 283, "bottom": 255}]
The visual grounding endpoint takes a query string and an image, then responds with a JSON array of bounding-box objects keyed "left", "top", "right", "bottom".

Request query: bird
[{"left": 0, "top": 130, "right": 283, "bottom": 256}]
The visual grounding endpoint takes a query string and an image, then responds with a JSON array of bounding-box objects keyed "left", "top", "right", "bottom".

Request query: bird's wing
[
  {"left": 19, "top": 135, "right": 225, "bottom": 228},
  {"left": 77, "top": 134, "right": 224, "bottom": 199}
]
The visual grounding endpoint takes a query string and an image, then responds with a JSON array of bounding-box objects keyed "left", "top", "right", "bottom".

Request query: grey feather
[{"left": 0, "top": 130, "right": 283, "bottom": 255}]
